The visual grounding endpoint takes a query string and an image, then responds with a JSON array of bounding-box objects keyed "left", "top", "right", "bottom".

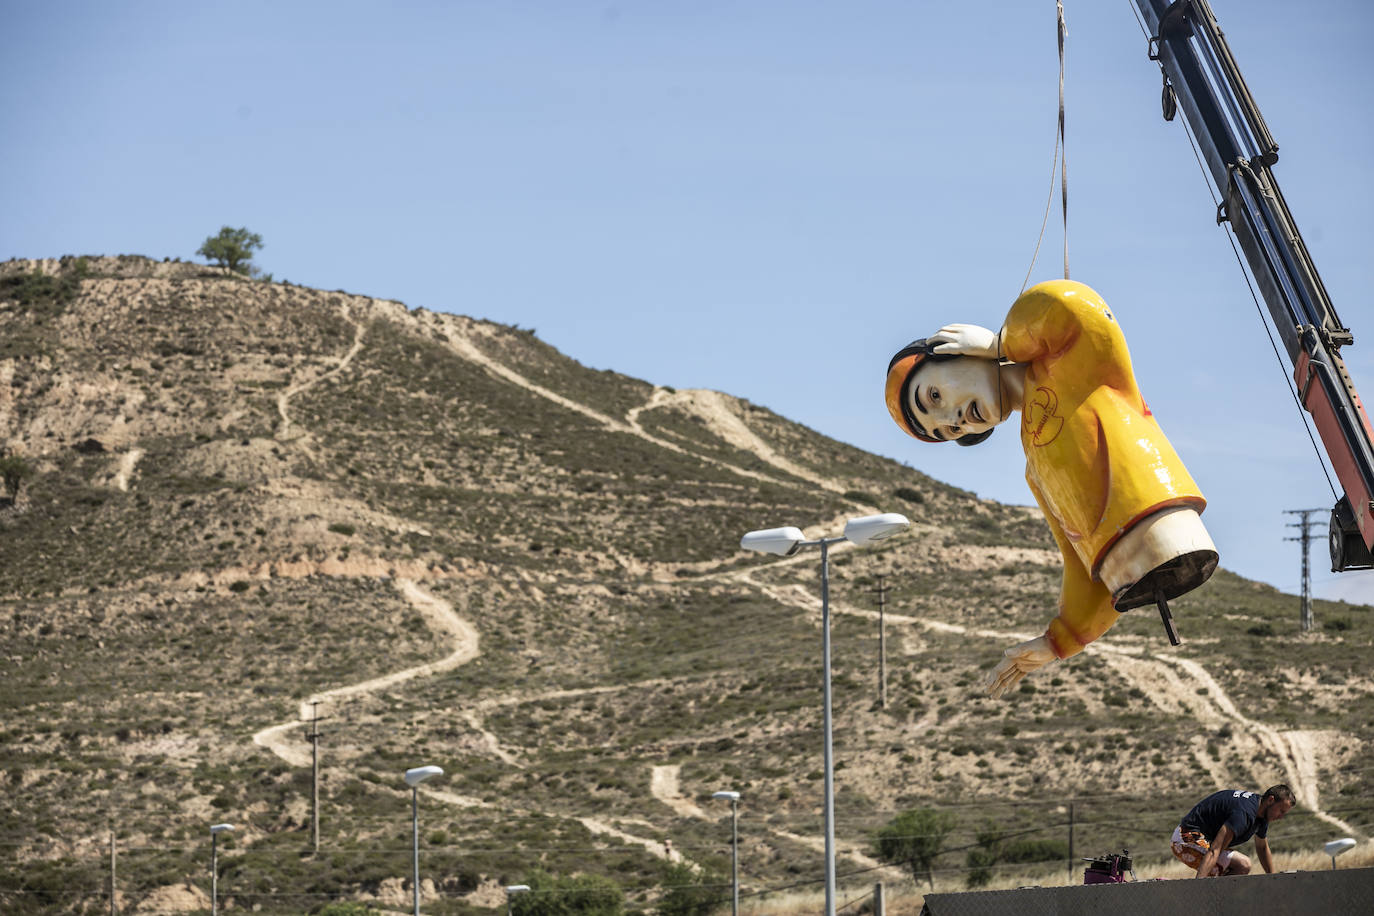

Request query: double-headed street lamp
[
  {"left": 404, "top": 765, "right": 444, "bottom": 916},
  {"left": 712, "top": 791, "right": 741, "bottom": 916},
  {"left": 209, "top": 824, "right": 233, "bottom": 916},
  {"left": 740, "top": 513, "right": 909, "bottom": 916}
]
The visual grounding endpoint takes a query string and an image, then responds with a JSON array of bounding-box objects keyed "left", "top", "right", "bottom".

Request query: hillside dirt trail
[
  {"left": 304, "top": 579, "right": 480, "bottom": 714},
  {"left": 250, "top": 578, "right": 478, "bottom": 766},
  {"left": 627, "top": 387, "right": 842, "bottom": 492},
  {"left": 246, "top": 577, "right": 688, "bottom": 862},
  {"left": 768, "top": 827, "right": 892, "bottom": 874},
  {"left": 647, "top": 764, "right": 895, "bottom": 875},
  {"left": 577, "top": 816, "right": 683, "bottom": 863},
  {"left": 649, "top": 760, "right": 895, "bottom": 871},
  {"left": 274, "top": 304, "right": 367, "bottom": 447},
  {"left": 435, "top": 316, "right": 843, "bottom": 491},
  {"left": 112, "top": 448, "right": 144, "bottom": 491},
  {"left": 650, "top": 764, "right": 707, "bottom": 819},
  {"left": 734, "top": 565, "right": 1363, "bottom": 838}
]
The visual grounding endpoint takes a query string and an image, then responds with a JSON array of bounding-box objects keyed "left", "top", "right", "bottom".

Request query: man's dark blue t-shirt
[{"left": 1181, "top": 789, "right": 1269, "bottom": 845}]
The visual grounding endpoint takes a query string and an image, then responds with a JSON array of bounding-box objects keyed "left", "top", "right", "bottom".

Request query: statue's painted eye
[{"left": 929, "top": 388, "right": 941, "bottom": 404}]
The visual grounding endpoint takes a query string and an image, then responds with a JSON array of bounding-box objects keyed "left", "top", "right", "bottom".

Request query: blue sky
[{"left": 4, "top": 0, "right": 1371, "bottom": 604}]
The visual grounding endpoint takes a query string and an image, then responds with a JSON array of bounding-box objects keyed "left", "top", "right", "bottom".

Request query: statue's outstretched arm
[
  {"left": 986, "top": 636, "right": 1057, "bottom": 698},
  {"left": 986, "top": 478, "right": 1119, "bottom": 698}
]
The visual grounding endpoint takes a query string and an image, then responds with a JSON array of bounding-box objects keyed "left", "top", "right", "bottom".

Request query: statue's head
[{"left": 885, "top": 339, "right": 1001, "bottom": 445}]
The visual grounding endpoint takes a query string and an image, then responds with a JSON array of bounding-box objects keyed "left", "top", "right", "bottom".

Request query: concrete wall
[{"left": 920, "top": 867, "right": 1374, "bottom": 915}]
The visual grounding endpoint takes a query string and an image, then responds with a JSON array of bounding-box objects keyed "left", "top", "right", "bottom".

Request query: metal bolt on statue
[{"left": 886, "top": 280, "right": 1217, "bottom": 697}]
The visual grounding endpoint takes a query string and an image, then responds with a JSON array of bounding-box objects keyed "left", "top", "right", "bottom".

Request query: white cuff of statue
[{"left": 1100, "top": 506, "right": 1216, "bottom": 609}]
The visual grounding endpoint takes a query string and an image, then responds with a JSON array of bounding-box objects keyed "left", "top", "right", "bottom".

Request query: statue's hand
[
  {"left": 928, "top": 324, "right": 1000, "bottom": 359},
  {"left": 985, "top": 636, "right": 1057, "bottom": 698}
]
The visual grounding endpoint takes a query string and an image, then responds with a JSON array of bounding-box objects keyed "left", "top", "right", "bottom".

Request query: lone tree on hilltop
[
  {"left": 0, "top": 455, "right": 34, "bottom": 503},
  {"left": 873, "top": 806, "right": 956, "bottom": 890},
  {"left": 197, "top": 226, "right": 263, "bottom": 276}
]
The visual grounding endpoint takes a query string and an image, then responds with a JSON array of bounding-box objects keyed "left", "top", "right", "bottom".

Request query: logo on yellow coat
[{"left": 1025, "top": 386, "right": 1065, "bottom": 447}]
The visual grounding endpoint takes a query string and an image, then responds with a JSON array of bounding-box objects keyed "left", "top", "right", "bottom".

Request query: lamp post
[
  {"left": 209, "top": 824, "right": 233, "bottom": 916},
  {"left": 504, "top": 884, "right": 531, "bottom": 916},
  {"left": 1325, "top": 837, "right": 1356, "bottom": 869},
  {"left": 712, "top": 791, "right": 741, "bottom": 916},
  {"left": 404, "top": 765, "right": 444, "bottom": 916},
  {"left": 740, "top": 513, "right": 909, "bottom": 916}
]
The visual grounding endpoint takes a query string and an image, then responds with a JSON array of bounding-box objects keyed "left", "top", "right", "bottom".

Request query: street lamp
[
  {"left": 712, "top": 791, "right": 741, "bottom": 916},
  {"left": 740, "top": 513, "right": 909, "bottom": 916},
  {"left": 504, "top": 884, "right": 531, "bottom": 916},
  {"left": 1325, "top": 837, "right": 1356, "bottom": 869},
  {"left": 209, "top": 824, "right": 233, "bottom": 916},
  {"left": 404, "top": 765, "right": 444, "bottom": 916}
]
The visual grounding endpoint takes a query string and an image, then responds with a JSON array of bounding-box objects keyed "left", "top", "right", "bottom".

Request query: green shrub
[
  {"left": 0, "top": 455, "right": 35, "bottom": 500},
  {"left": 657, "top": 861, "right": 729, "bottom": 916},
  {"left": 894, "top": 486, "right": 925, "bottom": 504},
  {"left": 0, "top": 262, "right": 85, "bottom": 312},
  {"left": 965, "top": 821, "right": 1004, "bottom": 888},
  {"left": 511, "top": 869, "right": 624, "bottom": 916},
  {"left": 1002, "top": 838, "right": 1068, "bottom": 863},
  {"left": 966, "top": 846, "right": 998, "bottom": 887},
  {"left": 872, "top": 807, "right": 956, "bottom": 889}
]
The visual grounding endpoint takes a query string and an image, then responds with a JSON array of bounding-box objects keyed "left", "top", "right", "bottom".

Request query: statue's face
[{"left": 906, "top": 357, "right": 1005, "bottom": 442}]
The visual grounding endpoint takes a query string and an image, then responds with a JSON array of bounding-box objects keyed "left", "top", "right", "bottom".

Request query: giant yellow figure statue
[{"left": 885, "top": 280, "right": 1217, "bottom": 697}]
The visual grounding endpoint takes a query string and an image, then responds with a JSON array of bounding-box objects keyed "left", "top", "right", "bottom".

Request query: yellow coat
[{"left": 1002, "top": 280, "right": 1206, "bottom": 658}]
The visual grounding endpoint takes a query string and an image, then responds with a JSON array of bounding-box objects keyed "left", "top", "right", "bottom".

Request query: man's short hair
[{"left": 1262, "top": 784, "right": 1296, "bottom": 806}]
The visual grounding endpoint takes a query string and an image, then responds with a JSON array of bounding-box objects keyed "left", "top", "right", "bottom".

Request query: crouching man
[{"left": 1171, "top": 785, "right": 1295, "bottom": 877}]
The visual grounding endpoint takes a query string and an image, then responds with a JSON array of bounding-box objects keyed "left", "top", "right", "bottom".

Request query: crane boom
[{"left": 1133, "top": 0, "right": 1374, "bottom": 571}]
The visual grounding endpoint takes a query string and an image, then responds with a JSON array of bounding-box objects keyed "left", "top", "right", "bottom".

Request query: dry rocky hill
[{"left": 1, "top": 255, "right": 1371, "bottom": 914}]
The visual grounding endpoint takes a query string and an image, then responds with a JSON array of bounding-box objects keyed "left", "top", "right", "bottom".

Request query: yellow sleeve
[
  {"left": 1000, "top": 281, "right": 1085, "bottom": 366},
  {"left": 1028, "top": 474, "right": 1120, "bottom": 659}
]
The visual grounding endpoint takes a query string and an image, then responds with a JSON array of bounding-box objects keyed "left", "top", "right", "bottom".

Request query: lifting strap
[
  {"left": 1057, "top": 0, "right": 1069, "bottom": 280},
  {"left": 1021, "top": 1, "right": 1072, "bottom": 293}
]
